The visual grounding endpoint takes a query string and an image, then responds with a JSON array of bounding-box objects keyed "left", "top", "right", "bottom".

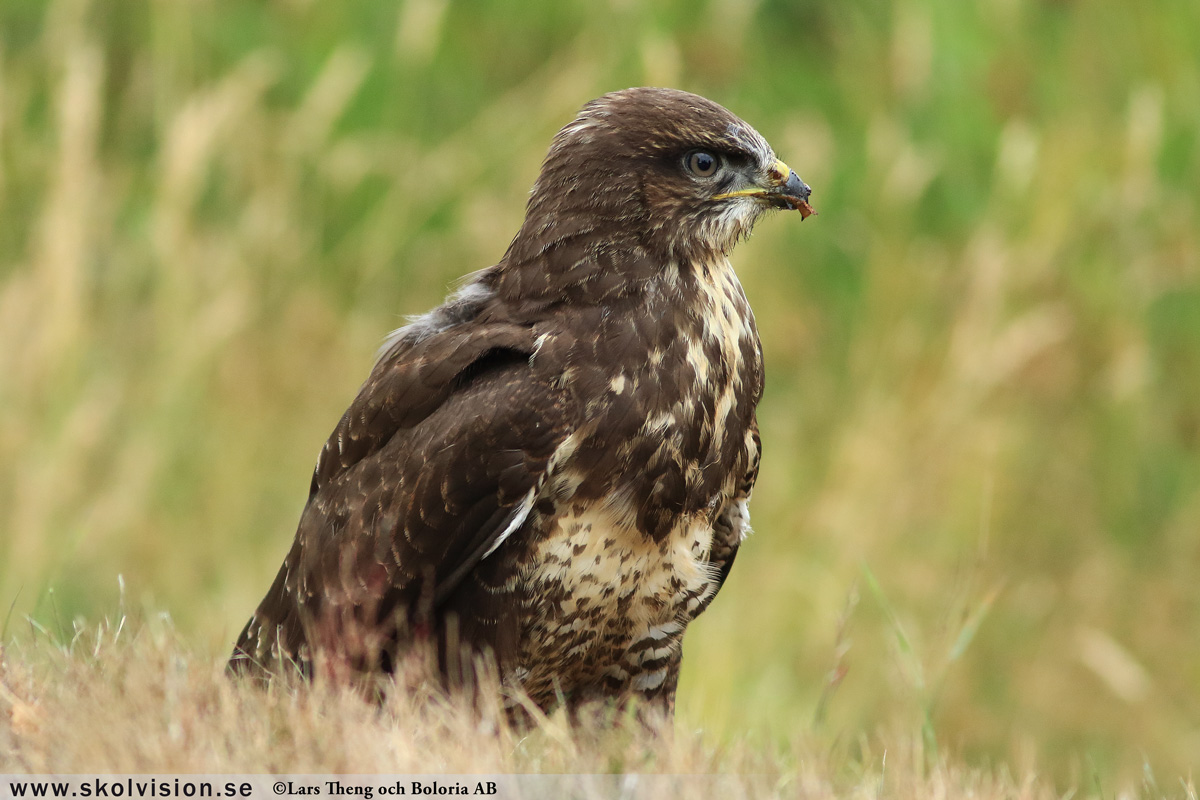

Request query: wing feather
[{"left": 230, "top": 321, "right": 568, "bottom": 676}]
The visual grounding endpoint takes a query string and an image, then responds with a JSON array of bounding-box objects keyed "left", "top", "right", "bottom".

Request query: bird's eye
[{"left": 685, "top": 150, "right": 719, "bottom": 178}]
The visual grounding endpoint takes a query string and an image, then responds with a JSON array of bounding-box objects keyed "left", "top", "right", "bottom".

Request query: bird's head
[{"left": 514, "top": 87, "right": 814, "bottom": 266}]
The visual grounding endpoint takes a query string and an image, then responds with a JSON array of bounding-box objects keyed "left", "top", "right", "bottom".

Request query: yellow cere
[{"left": 769, "top": 159, "right": 792, "bottom": 184}]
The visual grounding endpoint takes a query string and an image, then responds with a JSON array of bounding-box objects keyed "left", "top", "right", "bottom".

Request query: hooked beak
[{"left": 713, "top": 159, "right": 816, "bottom": 220}]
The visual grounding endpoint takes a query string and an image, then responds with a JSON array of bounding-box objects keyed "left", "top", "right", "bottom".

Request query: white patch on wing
[
  {"left": 644, "top": 411, "right": 675, "bottom": 433},
  {"left": 546, "top": 431, "right": 582, "bottom": 472},
  {"left": 482, "top": 429, "right": 589, "bottom": 562},
  {"left": 482, "top": 488, "right": 536, "bottom": 559},
  {"left": 377, "top": 277, "right": 495, "bottom": 360}
]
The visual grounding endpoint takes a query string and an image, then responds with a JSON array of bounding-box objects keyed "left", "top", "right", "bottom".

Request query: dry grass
[
  {"left": 0, "top": 614, "right": 1105, "bottom": 800},
  {"left": 1, "top": 0, "right": 1199, "bottom": 792}
]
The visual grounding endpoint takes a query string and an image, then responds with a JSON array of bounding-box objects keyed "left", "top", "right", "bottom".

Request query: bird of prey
[{"left": 230, "top": 87, "right": 814, "bottom": 714}]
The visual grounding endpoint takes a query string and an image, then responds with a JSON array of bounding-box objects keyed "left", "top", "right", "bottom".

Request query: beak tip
[
  {"left": 781, "top": 172, "right": 815, "bottom": 218},
  {"left": 784, "top": 172, "right": 812, "bottom": 201}
]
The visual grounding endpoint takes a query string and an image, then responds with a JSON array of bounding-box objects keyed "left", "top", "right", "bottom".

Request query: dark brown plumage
[{"left": 229, "top": 87, "right": 814, "bottom": 714}]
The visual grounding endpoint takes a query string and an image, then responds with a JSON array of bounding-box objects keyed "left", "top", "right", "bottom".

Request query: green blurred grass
[{"left": 1, "top": 0, "right": 1198, "bottom": 787}]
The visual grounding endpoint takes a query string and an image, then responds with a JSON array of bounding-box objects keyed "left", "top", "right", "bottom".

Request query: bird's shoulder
[{"left": 286, "top": 284, "right": 580, "bottom": 587}]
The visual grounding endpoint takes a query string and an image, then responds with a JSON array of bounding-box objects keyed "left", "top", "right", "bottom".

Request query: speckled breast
[
  {"left": 509, "top": 256, "right": 763, "bottom": 707},
  {"left": 512, "top": 502, "right": 717, "bottom": 706}
]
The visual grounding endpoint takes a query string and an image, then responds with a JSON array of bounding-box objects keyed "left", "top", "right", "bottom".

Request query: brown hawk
[{"left": 230, "top": 87, "right": 814, "bottom": 714}]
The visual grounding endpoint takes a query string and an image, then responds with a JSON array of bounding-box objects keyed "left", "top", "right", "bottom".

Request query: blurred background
[{"left": 1, "top": 0, "right": 1197, "bottom": 786}]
